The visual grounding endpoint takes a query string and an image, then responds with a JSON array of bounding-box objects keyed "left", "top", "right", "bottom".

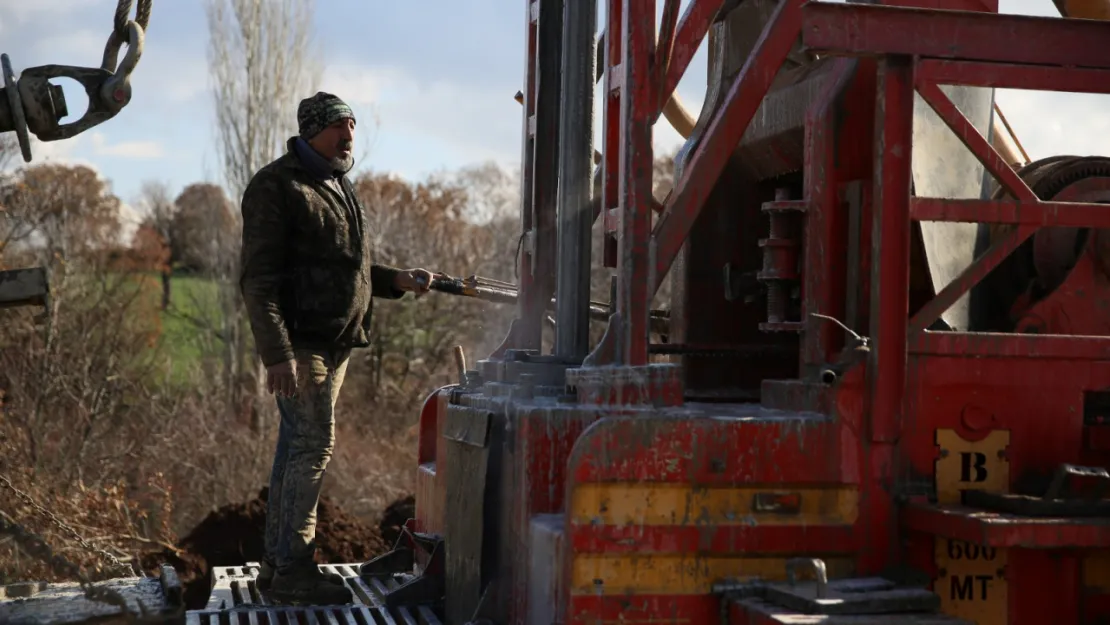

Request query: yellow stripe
[
  {"left": 571, "top": 554, "right": 855, "bottom": 595},
  {"left": 570, "top": 484, "right": 858, "bottom": 526},
  {"left": 1084, "top": 551, "right": 1110, "bottom": 592}
]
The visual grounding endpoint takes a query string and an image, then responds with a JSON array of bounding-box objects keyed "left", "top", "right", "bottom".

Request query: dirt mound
[
  {"left": 378, "top": 495, "right": 415, "bottom": 547},
  {"left": 142, "top": 488, "right": 403, "bottom": 610}
]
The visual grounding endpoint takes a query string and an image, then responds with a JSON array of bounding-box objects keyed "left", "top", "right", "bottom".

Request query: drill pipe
[{"left": 427, "top": 275, "right": 670, "bottom": 335}]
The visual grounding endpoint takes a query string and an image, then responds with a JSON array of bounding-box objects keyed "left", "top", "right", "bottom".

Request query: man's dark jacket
[{"left": 239, "top": 137, "right": 403, "bottom": 367}]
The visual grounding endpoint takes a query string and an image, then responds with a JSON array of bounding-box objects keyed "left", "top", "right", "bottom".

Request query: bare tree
[
  {"left": 137, "top": 180, "right": 176, "bottom": 308},
  {"left": 138, "top": 181, "right": 176, "bottom": 241},
  {"left": 205, "top": 0, "right": 324, "bottom": 431},
  {"left": 206, "top": 0, "right": 322, "bottom": 201}
]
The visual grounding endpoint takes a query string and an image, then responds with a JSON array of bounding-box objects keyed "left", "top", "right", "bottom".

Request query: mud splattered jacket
[{"left": 239, "top": 137, "right": 403, "bottom": 367}]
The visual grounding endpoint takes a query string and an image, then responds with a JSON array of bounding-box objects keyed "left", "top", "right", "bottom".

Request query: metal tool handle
[
  {"left": 453, "top": 346, "right": 467, "bottom": 385},
  {"left": 786, "top": 558, "right": 828, "bottom": 599}
]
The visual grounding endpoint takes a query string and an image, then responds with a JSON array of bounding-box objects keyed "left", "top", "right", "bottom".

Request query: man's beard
[{"left": 330, "top": 140, "right": 354, "bottom": 173}]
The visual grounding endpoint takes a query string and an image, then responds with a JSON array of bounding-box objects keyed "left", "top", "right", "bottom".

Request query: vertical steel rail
[
  {"left": 614, "top": 0, "right": 656, "bottom": 365},
  {"left": 554, "top": 1, "right": 597, "bottom": 361},
  {"left": 512, "top": 0, "right": 563, "bottom": 353},
  {"left": 868, "top": 56, "right": 914, "bottom": 443}
]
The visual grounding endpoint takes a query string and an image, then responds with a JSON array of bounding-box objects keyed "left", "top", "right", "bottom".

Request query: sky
[{"left": 0, "top": 0, "right": 1107, "bottom": 231}]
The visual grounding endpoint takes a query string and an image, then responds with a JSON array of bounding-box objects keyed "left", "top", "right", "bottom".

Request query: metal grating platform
[{"left": 186, "top": 562, "right": 441, "bottom": 625}]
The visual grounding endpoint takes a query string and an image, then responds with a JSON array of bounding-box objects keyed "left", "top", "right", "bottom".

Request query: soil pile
[
  {"left": 378, "top": 495, "right": 415, "bottom": 547},
  {"left": 142, "top": 488, "right": 406, "bottom": 610}
]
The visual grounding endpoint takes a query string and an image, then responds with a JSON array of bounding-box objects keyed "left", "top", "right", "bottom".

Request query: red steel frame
[
  {"left": 415, "top": 1, "right": 1110, "bottom": 624},
  {"left": 591, "top": 0, "right": 1110, "bottom": 366}
]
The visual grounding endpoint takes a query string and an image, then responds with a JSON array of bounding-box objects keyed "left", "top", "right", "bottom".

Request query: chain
[
  {"left": 114, "top": 0, "right": 153, "bottom": 39},
  {"left": 0, "top": 511, "right": 139, "bottom": 620},
  {"left": 0, "top": 474, "right": 134, "bottom": 577},
  {"left": 102, "top": 0, "right": 151, "bottom": 77}
]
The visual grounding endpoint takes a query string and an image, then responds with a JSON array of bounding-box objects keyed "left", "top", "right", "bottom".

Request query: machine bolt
[{"left": 766, "top": 282, "right": 787, "bottom": 323}]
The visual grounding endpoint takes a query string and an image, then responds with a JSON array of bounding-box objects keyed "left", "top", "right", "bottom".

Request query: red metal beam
[
  {"left": 656, "top": 0, "right": 724, "bottom": 118},
  {"left": 902, "top": 503, "right": 1110, "bottom": 548},
  {"left": 910, "top": 332, "right": 1110, "bottom": 359},
  {"left": 650, "top": 0, "right": 804, "bottom": 296},
  {"left": 882, "top": 0, "right": 997, "bottom": 11},
  {"left": 801, "top": 59, "right": 858, "bottom": 371},
  {"left": 918, "top": 59, "right": 1110, "bottom": 94},
  {"left": 801, "top": 1, "right": 1110, "bottom": 70},
  {"left": 616, "top": 0, "right": 656, "bottom": 365},
  {"left": 868, "top": 56, "right": 914, "bottom": 444},
  {"left": 912, "top": 198, "right": 1110, "bottom": 229}
]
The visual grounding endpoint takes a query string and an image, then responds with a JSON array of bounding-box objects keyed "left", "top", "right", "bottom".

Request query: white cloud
[
  {"left": 98, "top": 139, "right": 164, "bottom": 158},
  {"left": 320, "top": 64, "right": 400, "bottom": 107},
  {"left": 89, "top": 132, "right": 164, "bottom": 158},
  {"left": 30, "top": 28, "right": 106, "bottom": 64}
]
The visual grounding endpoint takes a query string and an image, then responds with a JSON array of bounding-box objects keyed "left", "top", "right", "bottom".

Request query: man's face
[{"left": 309, "top": 117, "right": 355, "bottom": 169}]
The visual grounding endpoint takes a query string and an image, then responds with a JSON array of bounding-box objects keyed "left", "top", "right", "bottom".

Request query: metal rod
[
  {"left": 554, "top": 0, "right": 597, "bottom": 361},
  {"left": 519, "top": 0, "right": 564, "bottom": 351},
  {"left": 453, "top": 346, "right": 467, "bottom": 384}
]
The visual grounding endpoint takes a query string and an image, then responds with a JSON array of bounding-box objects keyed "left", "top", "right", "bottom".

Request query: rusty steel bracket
[
  {"left": 964, "top": 463, "right": 1110, "bottom": 517},
  {"left": 0, "top": 19, "right": 145, "bottom": 162},
  {"left": 359, "top": 527, "right": 445, "bottom": 609}
]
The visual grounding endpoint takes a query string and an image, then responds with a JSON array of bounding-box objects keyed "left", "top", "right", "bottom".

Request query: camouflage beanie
[{"left": 297, "top": 92, "right": 355, "bottom": 140}]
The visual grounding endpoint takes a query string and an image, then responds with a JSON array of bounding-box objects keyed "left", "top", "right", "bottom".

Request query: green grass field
[{"left": 156, "top": 274, "right": 233, "bottom": 385}]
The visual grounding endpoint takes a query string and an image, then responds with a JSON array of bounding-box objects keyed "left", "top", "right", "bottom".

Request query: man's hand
[
  {"left": 267, "top": 360, "right": 297, "bottom": 397},
  {"left": 393, "top": 268, "right": 441, "bottom": 299}
]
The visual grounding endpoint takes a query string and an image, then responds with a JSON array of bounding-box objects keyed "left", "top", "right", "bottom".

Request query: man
[{"left": 239, "top": 91, "right": 436, "bottom": 605}]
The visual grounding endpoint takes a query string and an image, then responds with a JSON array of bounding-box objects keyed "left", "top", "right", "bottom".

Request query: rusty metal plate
[
  {"left": 186, "top": 562, "right": 441, "bottom": 625},
  {"left": 443, "top": 405, "right": 500, "bottom": 624},
  {"left": 762, "top": 577, "right": 941, "bottom": 615},
  {"left": 964, "top": 489, "right": 1110, "bottom": 517}
]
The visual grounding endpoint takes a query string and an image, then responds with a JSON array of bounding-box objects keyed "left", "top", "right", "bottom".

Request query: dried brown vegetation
[{"left": 0, "top": 159, "right": 521, "bottom": 588}]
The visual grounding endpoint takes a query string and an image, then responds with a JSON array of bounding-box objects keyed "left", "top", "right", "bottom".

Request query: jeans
[{"left": 264, "top": 348, "right": 350, "bottom": 572}]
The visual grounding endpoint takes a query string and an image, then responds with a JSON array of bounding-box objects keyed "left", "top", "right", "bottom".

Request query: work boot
[
  {"left": 258, "top": 559, "right": 345, "bottom": 592},
  {"left": 270, "top": 563, "right": 353, "bottom": 605}
]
